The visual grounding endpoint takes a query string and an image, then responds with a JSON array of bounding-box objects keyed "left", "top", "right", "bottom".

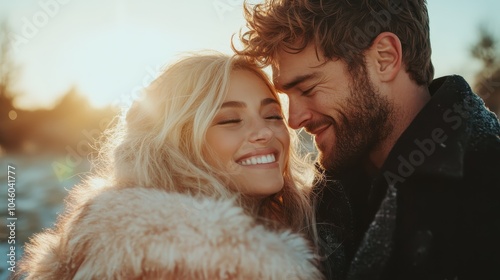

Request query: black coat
[{"left": 316, "top": 76, "right": 500, "bottom": 280}]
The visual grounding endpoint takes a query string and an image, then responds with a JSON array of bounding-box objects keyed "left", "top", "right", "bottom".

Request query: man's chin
[
  {"left": 317, "top": 151, "right": 335, "bottom": 171},
  {"left": 317, "top": 150, "right": 360, "bottom": 178}
]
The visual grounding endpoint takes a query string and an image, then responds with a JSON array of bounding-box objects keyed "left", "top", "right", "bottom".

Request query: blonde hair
[{"left": 93, "top": 52, "right": 317, "bottom": 237}]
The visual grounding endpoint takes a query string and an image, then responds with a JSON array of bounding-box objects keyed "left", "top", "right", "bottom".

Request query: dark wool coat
[{"left": 316, "top": 75, "right": 500, "bottom": 280}]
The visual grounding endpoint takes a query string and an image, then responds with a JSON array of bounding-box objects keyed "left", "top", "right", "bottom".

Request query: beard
[{"left": 316, "top": 72, "right": 395, "bottom": 177}]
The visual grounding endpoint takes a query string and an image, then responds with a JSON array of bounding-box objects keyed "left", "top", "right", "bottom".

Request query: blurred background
[{"left": 0, "top": 0, "right": 499, "bottom": 278}]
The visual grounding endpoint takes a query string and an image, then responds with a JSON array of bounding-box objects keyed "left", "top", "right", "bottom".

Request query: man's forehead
[{"left": 273, "top": 44, "right": 325, "bottom": 89}]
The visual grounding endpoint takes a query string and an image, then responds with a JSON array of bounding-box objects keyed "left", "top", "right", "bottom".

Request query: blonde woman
[{"left": 18, "top": 53, "right": 322, "bottom": 279}]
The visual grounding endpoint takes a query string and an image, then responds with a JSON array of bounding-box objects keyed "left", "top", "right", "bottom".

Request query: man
[{"left": 236, "top": 0, "right": 500, "bottom": 279}]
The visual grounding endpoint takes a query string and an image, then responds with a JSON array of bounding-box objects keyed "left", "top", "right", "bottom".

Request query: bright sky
[{"left": 0, "top": 0, "right": 499, "bottom": 109}]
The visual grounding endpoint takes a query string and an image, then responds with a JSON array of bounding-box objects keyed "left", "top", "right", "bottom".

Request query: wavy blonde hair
[{"left": 93, "top": 52, "right": 317, "bottom": 237}]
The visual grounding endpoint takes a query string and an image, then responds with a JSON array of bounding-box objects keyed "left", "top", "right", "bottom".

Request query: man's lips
[
  {"left": 310, "top": 125, "right": 331, "bottom": 143},
  {"left": 307, "top": 124, "right": 330, "bottom": 136}
]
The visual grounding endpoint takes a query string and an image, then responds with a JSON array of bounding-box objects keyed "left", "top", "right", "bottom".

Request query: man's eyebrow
[{"left": 278, "top": 72, "right": 320, "bottom": 91}]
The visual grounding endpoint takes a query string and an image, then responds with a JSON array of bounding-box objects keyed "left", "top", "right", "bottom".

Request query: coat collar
[
  {"left": 379, "top": 75, "right": 500, "bottom": 184},
  {"left": 347, "top": 75, "right": 500, "bottom": 279}
]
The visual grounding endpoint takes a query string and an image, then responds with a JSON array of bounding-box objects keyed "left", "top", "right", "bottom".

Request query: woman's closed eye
[
  {"left": 265, "top": 114, "right": 284, "bottom": 120},
  {"left": 217, "top": 118, "right": 242, "bottom": 125}
]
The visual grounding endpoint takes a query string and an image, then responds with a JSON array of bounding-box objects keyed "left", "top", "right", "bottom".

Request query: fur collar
[{"left": 20, "top": 187, "right": 322, "bottom": 279}]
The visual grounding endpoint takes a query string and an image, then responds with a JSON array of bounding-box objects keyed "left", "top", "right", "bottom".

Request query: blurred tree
[
  {"left": 0, "top": 20, "right": 25, "bottom": 151},
  {"left": 19, "top": 86, "right": 117, "bottom": 153},
  {"left": 471, "top": 26, "right": 500, "bottom": 117},
  {"left": 0, "top": 22, "right": 15, "bottom": 106},
  {"left": 0, "top": 20, "right": 116, "bottom": 154},
  {"left": 53, "top": 86, "right": 91, "bottom": 114}
]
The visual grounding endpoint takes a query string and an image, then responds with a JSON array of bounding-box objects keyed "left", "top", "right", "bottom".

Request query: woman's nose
[{"left": 249, "top": 123, "right": 274, "bottom": 143}]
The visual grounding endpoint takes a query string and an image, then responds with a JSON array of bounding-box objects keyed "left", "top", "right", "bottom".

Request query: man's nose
[{"left": 287, "top": 99, "right": 312, "bottom": 129}]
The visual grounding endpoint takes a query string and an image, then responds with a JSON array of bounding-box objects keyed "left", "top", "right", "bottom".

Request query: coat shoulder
[{"left": 20, "top": 187, "right": 321, "bottom": 279}]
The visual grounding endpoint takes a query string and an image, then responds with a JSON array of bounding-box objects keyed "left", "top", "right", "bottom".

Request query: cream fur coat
[{"left": 19, "top": 187, "right": 322, "bottom": 279}]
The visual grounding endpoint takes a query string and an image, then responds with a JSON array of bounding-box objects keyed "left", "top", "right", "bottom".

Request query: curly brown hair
[{"left": 235, "top": 0, "right": 434, "bottom": 86}]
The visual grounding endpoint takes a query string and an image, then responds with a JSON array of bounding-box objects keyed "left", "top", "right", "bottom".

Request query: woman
[{"left": 18, "top": 53, "right": 322, "bottom": 279}]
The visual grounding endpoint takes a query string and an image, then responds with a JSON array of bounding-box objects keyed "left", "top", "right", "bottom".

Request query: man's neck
[{"left": 367, "top": 80, "right": 431, "bottom": 173}]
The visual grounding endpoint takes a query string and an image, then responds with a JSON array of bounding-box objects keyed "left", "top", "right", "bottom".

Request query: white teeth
[
  {"left": 238, "top": 154, "right": 276, "bottom": 166},
  {"left": 266, "top": 155, "right": 272, "bottom": 163}
]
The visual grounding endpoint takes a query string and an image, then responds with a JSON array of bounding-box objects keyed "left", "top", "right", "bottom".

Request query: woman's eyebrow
[
  {"left": 220, "top": 101, "right": 246, "bottom": 109},
  {"left": 261, "top": 98, "right": 279, "bottom": 107},
  {"left": 220, "top": 98, "right": 279, "bottom": 109}
]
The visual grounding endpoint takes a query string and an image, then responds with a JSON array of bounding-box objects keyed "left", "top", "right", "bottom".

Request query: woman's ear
[{"left": 366, "top": 32, "right": 402, "bottom": 82}]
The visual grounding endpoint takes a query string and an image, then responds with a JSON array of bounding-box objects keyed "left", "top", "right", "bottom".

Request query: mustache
[{"left": 303, "top": 119, "right": 333, "bottom": 134}]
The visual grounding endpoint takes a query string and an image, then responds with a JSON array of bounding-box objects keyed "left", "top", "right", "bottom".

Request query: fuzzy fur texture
[{"left": 19, "top": 187, "right": 322, "bottom": 279}]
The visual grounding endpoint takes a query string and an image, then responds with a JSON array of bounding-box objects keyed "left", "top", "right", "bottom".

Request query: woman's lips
[{"left": 236, "top": 149, "right": 280, "bottom": 168}]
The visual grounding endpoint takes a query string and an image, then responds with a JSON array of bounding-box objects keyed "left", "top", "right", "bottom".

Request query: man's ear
[{"left": 367, "top": 32, "right": 402, "bottom": 82}]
